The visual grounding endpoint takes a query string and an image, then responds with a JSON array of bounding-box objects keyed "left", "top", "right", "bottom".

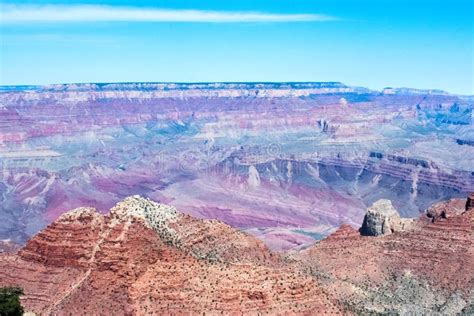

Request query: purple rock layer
[{"left": 0, "top": 82, "right": 472, "bottom": 249}]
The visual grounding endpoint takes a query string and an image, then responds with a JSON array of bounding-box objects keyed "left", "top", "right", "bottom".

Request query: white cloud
[{"left": 0, "top": 5, "right": 336, "bottom": 24}]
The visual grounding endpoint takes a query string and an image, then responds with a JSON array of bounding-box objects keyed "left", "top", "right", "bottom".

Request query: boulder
[{"left": 359, "top": 199, "right": 413, "bottom": 236}]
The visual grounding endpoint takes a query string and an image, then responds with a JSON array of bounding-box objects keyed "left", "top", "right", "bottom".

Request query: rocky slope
[
  {"left": 0, "top": 196, "right": 340, "bottom": 314},
  {"left": 299, "top": 196, "right": 474, "bottom": 314},
  {"left": 0, "top": 194, "right": 473, "bottom": 314},
  {"left": 1, "top": 82, "right": 472, "bottom": 249}
]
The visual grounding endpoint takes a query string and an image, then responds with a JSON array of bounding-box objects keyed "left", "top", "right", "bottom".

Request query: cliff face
[
  {"left": 0, "top": 196, "right": 340, "bottom": 315},
  {"left": 300, "top": 197, "right": 474, "bottom": 314}
]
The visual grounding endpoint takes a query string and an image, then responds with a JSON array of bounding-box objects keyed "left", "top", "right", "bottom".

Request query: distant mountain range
[{"left": 0, "top": 81, "right": 464, "bottom": 96}]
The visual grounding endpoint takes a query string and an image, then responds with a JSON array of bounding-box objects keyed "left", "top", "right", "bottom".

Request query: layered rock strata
[
  {"left": 0, "top": 82, "right": 472, "bottom": 249},
  {"left": 300, "top": 196, "right": 474, "bottom": 314},
  {"left": 0, "top": 196, "right": 340, "bottom": 315}
]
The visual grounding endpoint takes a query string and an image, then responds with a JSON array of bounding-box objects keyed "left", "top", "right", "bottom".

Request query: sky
[{"left": 0, "top": 0, "right": 473, "bottom": 94}]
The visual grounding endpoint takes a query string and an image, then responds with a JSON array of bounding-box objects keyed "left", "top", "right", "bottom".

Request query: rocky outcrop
[
  {"left": 109, "top": 195, "right": 273, "bottom": 264},
  {"left": 300, "top": 194, "right": 474, "bottom": 314},
  {"left": 426, "top": 198, "right": 466, "bottom": 222},
  {"left": 466, "top": 193, "right": 474, "bottom": 211},
  {"left": 0, "top": 196, "right": 340, "bottom": 315},
  {"left": 19, "top": 207, "right": 104, "bottom": 268},
  {"left": 359, "top": 199, "right": 414, "bottom": 236}
]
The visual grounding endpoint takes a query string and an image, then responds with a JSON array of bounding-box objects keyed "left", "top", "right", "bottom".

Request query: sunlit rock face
[
  {"left": 359, "top": 199, "right": 414, "bottom": 236},
  {"left": 1, "top": 195, "right": 472, "bottom": 314},
  {"left": 0, "top": 196, "right": 338, "bottom": 315},
  {"left": 0, "top": 82, "right": 473, "bottom": 249},
  {"left": 299, "top": 195, "right": 474, "bottom": 315}
]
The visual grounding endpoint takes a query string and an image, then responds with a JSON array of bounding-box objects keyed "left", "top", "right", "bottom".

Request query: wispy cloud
[{"left": 0, "top": 5, "right": 336, "bottom": 24}]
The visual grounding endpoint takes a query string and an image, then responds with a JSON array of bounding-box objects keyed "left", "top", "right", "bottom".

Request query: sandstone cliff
[
  {"left": 0, "top": 196, "right": 340, "bottom": 315},
  {"left": 300, "top": 196, "right": 474, "bottom": 314},
  {"left": 1, "top": 195, "right": 473, "bottom": 314}
]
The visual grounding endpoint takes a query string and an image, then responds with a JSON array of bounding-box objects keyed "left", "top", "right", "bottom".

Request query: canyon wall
[
  {"left": 0, "top": 195, "right": 472, "bottom": 314},
  {"left": 0, "top": 82, "right": 472, "bottom": 249}
]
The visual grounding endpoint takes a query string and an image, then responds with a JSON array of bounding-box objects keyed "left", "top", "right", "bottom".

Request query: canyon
[
  {"left": 0, "top": 82, "right": 473, "bottom": 250},
  {"left": 0, "top": 194, "right": 472, "bottom": 314},
  {"left": 0, "top": 196, "right": 341, "bottom": 314}
]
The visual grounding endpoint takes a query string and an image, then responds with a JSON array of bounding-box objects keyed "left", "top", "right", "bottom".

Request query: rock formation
[
  {"left": 359, "top": 199, "right": 414, "bottom": 236},
  {"left": 300, "top": 196, "right": 474, "bottom": 314},
  {"left": 1, "top": 195, "right": 473, "bottom": 314},
  {"left": 466, "top": 193, "right": 474, "bottom": 211},
  {"left": 426, "top": 197, "right": 467, "bottom": 222},
  {"left": 0, "top": 196, "right": 340, "bottom": 314}
]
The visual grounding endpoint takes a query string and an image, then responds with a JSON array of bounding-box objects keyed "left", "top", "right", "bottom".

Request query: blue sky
[{"left": 1, "top": 0, "right": 473, "bottom": 94}]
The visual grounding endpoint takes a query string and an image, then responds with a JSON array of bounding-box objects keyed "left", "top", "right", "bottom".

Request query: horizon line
[{"left": 1, "top": 81, "right": 468, "bottom": 96}]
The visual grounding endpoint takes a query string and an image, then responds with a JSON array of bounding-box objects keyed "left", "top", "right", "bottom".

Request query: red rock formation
[
  {"left": 1, "top": 195, "right": 472, "bottom": 314},
  {"left": 324, "top": 224, "right": 360, "bottom": 240},
  {"left": 426, "top": 198, "right": 466, "bottom": 222},
  {"left": 300, "top": 198, "right": 474, "bottom": 314},
  {"left": 18, "top": 207, "right": 105, "bottom": 268},
  {"left": 0, "top": 196, "right": 340, "bottom": 315}
]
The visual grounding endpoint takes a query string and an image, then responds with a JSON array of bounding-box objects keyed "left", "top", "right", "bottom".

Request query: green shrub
[{"left": 0, "top": 287, "right": 24, "bottom": 316}]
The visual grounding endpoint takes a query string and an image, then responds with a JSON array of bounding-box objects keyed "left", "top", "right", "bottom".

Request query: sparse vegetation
[{"left": 0, "top": 287, "right": 24, "bottom": 316}]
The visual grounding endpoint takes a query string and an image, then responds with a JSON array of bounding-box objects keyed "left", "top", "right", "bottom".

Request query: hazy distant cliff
[{"left": 0, "top": 82, "right": 472, "bottom": 249}]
